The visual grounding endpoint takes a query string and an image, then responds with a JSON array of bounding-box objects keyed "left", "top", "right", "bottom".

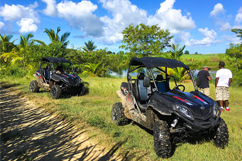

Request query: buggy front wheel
[
  {"left": 29, "top": 80, "right": 40, "bottom": 92},
  {"left": 213, "top": 118, "right": 229, "bottom": 149},
  {"left": 153, "top": 120, "right": 172, "bottom": 158},
  {"left": 51, "top": 85, "right": 62, "bottom": 99},
  {"left": 78, "top": 83, "right": 86, "bottom": 96}
]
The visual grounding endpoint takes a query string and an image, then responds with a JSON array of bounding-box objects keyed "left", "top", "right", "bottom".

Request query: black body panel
[
  {"left": 51, "top": 73, "right": 80, "bottom": 86},
  {"left": 147, "top": 89, "right": 220, "bottom": 132}
]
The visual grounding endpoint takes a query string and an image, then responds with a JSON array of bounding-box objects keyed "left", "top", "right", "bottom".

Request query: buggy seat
[
  {"left": 134, "top": 73, "right": 150, "bottom": 102},
  {"left": 44, "top": 66, "right": 51, "bottom": 80}
]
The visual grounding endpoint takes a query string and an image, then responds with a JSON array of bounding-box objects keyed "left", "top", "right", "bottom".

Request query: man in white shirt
[{"left": 215, "top": 61, "right": 232, "bottom": 111}]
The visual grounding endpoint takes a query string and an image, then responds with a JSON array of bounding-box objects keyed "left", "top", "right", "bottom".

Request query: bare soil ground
[{"left": 0, "top": 84, "right": 127, "bottom": 161}]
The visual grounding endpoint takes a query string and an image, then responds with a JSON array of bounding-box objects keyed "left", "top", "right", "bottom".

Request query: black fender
[
  {"left": 146, "top": 92, "right": 173, "bottom": 130},
  {"left": 148, "top": 92, "right": 173, "bottom": 115},
  {"left": 146, "top": 104, "right": 172, "bottom": 130},
  {"left": 148, "top": 102, "right": 173, "bottom": 116}
]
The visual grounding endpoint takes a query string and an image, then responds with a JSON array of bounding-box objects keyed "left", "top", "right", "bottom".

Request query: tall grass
[{"left": 1, "top": 75, "right": 242, "bottom": 160}]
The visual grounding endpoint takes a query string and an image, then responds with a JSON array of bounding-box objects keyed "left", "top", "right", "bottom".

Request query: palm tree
[
  {"left": 16, "top": 33, "right": 45, "bottom": 66},
  {"left": 44, "top": 27, "right": 70, "bottom": 48},
  {"left": 82, "top": 62, "right": 108, "bottom": 77},
  {"left": 83, "top": 40, "right": 97, "bottom": 52},
  {"left": 169, "top": 43, "right": 186, "bottom": 61},
  {"left": 0, "top": 34, "right": 16, "bottom": 54},
  {"left": 1, "top": 33, "right": 44, "bottom": 68},
  {"left": 82, "top": 62, "right": 101, "bottom": 77},
  {"left": 168, "top": 43, "right": 187, "bottom": 82}
]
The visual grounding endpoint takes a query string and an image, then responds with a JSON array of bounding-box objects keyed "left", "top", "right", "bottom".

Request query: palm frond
[
  {"left": 33, "top": 39, "right": 46, "bottom": 46},
  {"left": 61, "top": 32, "right": 70, "bottom": 42},
  {"left": 11, "top": 56, "right": 23, "bottom": 65},
  {"left": 0, "top": 51, "right": 19, "bottom": 63}
]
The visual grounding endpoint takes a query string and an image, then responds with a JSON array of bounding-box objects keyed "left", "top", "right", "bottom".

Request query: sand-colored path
[{"left": 0, "top": 84, "right": 129, "bottom": 161}]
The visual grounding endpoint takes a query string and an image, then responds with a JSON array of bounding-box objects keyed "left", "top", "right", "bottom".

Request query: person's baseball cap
[{"left": 203, "top": 66, "right": 211, "bottom": 70}]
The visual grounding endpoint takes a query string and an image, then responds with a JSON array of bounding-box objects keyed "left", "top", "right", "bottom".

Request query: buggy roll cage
[
  {"left": 127, "top": 57, "right": 198, "bottom": 92},
  {"left": 40, "top": 57, "right": 74, "bottom": 73},
  {"left": 127, "top": 66, "right": 176, "bottom": 92}
]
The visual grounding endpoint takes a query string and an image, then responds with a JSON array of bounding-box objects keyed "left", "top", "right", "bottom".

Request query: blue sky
[{"left": 0, "top": 0, "right": 241, "bottom": 54}]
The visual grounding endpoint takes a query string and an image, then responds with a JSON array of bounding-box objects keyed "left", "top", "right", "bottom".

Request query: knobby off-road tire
[
  {"left": 111, "top": 102, "right": 130, "bottom": 126},
  {"left": 78, "top": 83, "right": 86, "bottom": 96},
  {"left": 153, "top": 120, "right": 172, "bottom": 158},
  {"left": 214, "top": 118, "right": 229, "bottom": 149},
  {"left": 50, "top": 85, "right": 62, "bottom": 99},
  {"left": 29, "top": 80, "right": 40, "bottom": 92}
]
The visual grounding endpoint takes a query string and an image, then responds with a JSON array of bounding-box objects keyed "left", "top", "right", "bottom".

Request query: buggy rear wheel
[
  {"left": 111, "top": 102, "right": 130, "bottom": 126},
  {"left": 154, "top": 120, "right": 172, "bottom": 158},
  {"left": 213, "top": 118, "right": 229, "bottom": 149},
  {"left": 51, "top": 85, "right": 62, "bottom": 99},
  {"left": 29, "top": 80, "right": 40, "bottom": 92}
]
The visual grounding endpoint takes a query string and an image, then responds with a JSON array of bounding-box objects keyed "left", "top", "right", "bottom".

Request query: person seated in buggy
[{"left": 56, "top": 65, "right": 64, "bottom": 74}]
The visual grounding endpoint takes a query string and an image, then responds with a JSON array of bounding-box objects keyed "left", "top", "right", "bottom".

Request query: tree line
[{"left": 0, "top": 24, "right": 241, "bottom": 85}]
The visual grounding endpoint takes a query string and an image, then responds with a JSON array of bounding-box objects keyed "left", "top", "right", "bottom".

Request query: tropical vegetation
[
  {"left": 0, "top": 25, "right": 241, "bottom": 86},
  {"left": 83, "top": 40, "right": 97, "bottom": 52},
  {"left": 120, "top": 23, "right": 173, "bottom": 57}
]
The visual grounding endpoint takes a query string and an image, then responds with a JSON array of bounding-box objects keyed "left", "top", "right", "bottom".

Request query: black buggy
[
  {"left": 29, "top": 57, "right": 85, "bottom": 99},
  {"left": 111, "top": 57, "right": 229, "bottom": 158}
]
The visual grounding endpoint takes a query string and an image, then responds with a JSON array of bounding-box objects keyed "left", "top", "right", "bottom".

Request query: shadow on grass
[
  {"left": 0, "top": 81, "right": 20, "bottom": 89},
  {"left": 0, "top": 86, "right": 143, "bottom": 161}
]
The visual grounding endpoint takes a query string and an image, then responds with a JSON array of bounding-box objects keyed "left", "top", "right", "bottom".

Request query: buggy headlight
[
  {"left": 213, "top": 102, "right": 218, "bottom": 117},
  {"left": 176, "top": 105, "right": 194, "bottom": 120}
]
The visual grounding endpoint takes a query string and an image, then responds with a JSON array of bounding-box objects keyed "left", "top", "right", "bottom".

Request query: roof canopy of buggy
[
  {"left": 41, "top": 57, "right": 72, "bottom": 64},
  {"left": 129, "top": 57, "right": 189, "bottom": 70}
]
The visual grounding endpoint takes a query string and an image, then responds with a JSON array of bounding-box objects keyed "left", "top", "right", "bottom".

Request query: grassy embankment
[
  {"left": 1, "top": 73, "right": 242, "bottom": 160},
  {"left": 180, "top": 53, "right": 226, "bottom": 71}
]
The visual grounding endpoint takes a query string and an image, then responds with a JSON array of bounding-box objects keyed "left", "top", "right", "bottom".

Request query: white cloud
[
  {"left": 17, "top": 18, "right": 38, "bottom": 33},
  {"left": 99, "top": 0, "right": 148, "bottom": 44},
  {"left": 175, "top": 31, "right": 191, "bottom": 43},
  {"left": 186, "top": 27, "right": 220, "bottom": 47},
  {"left": 220, "top": 22, "right": 231, "bottom": 31},
  {"left": 42, "top": 0, "right": 57, "bottom": 16},
  {"left": 235, "top": 7, "right": 242, "bottom": 24},
  {"left": 29, "top": 1, "right": 38, "bottom": 9},
  {"left": 199, "top": 28, "right": 217, "bottom": 39},
  {"left": 186, "top": 11, "right": 191, "bottom": 16},
  {"left": 148, "top": 0, "right": 196, "bottom": 34},
  {"left": 97, "top": 0, "right": 195, "bottom": 44},
  {"left": 0, "top": 22, "right": 5, "bottom": 30},
  {"left": 40, "top": 0, "right": 195, "bottom": 44},
  {"left": 210, "top": 3, "right": 231, "bottom": 31},
  {"left": 0, "top": 3, "right": 40, "bottom": 33},
  {"left": 57, "top": 1, "right": 104, "bottom": 37},
  {"left": 158, "top": 0, "right": 175, "bottom": 13},
  {"left": 42, "top": 0, "right": 104, "bottom": 37},
  {"left": 210, "top": 3, "right": 225, "bottom": 16},
  {"left": 222, "top": 35, "right": 241, "bottom": 44},
  {"left": 0, "top": 3, "right": 38, "bottom": 21},
  {"left": 0, "top": 4, "right": 26, "bottom": 21}
]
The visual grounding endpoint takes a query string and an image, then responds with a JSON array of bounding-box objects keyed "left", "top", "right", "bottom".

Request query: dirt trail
[{"left": 0, "top": 84, "right": 127, "bottom": 161}]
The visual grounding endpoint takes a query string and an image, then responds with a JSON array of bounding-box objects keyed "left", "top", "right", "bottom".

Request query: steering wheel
[{"left": 173, "top": 85, "right": 185, "bottom": 92}]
